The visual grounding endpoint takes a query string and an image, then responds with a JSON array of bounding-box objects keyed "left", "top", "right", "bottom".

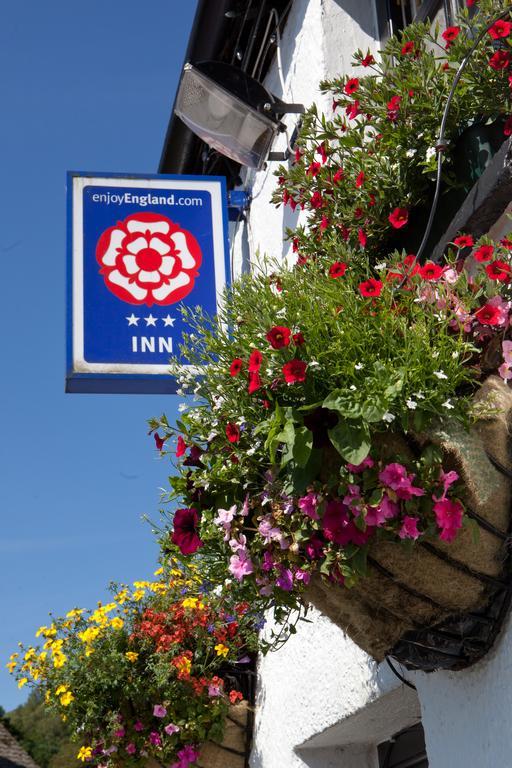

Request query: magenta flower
[
  {"left": 126, "top": 743, "right": 137, "bottom": 755},
  {"left": 133, "top": 721, "right": 144, "bottom": 732},
  {"left": 298, "top": 492, "right": 319, "bottom": 520},
  {"left": 433, "top": 469, "right": 459, "bottom": 502},
  {"left": 171, "top": 746, "right": 201, "bottom": 768},
  {"left": 346, "top": 456, "right": 374, "bottom": 473},
  {"left": 113, "top": 728, "right": 125, "bottom": 739},
  {"left": 294, "top": 569, "right": 311, "bottom": 585},
  {"left": 149, "top": 732, "right": 162, "bottom": 746},
  {"left": 153, "top": 704, "right": 167, "bottom": 718},
  {"left": 171, "top": 508, "right": 203, "bottom": 555},
  {"left": 276, "top": 566, "right": 294, "bottom": 591},
  {"left": 365, "top": 494, "right": 399, "bottom": 526},
  {"left": 434, "top": 499, "right": 463, "bottom": 542},
  {"left": 379, "top": 463, "right": 424, "bottom": 500},
  {"left": 399, "top": 516, "right": 421, "bottom": 540}
]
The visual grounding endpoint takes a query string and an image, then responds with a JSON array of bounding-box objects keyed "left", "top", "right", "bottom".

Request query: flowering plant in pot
[
  {"left": 153, "top": 230, "right": 512, "bottom": 665},
  {"left": 8, "top": 564, "right": 259, "bottom": 767},
  {"left": 272, "top": 0, "right": 512, "bottom": 262}
]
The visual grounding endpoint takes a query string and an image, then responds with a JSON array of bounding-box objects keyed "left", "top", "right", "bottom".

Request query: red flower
[
  {"left": 307, "top": 162, "right": 321, "bottom": 177},
  {"left": 486, "top": 260, "right": 511, "bottom": 281},
  {"left": 230, "top": 358, "right": 243, "bottom": 377},
  {"left": 401, "top": 41, "right": 414, "bottom": 55},
  {"left": 344, "top": 77, "right": 359, "bottom": 95},
  {"left": 358, "top": 228, "right": 367, "bottom": 248},
  {"left": 361, "top": 53, "right": 375, "bottom": 67},
  {"left": 475, "top": 304, "right": 501, "bottom": 326},
  {"left": 488, "top": 20, "right": 512, "bottom": 40},
  {"left": 282, "top": 359, "right": 307, "bottom": 384},
  {"left": 229, "top": 690, "right": 243, "bottom": 704},
  {"left": 504, "top": 117, "right": 512, "bottom": 137},
  {"left": 294, "top": 147, "right": 302, "bottom": 163},
  {"left": 248, "top": 349, "right": 262, "bottom": 372},
  {"left": 226, "top": 422, "right": 240, "bottom": 443},
  {"left": 355, "top": 171, "right": 365, "bottom": 188},
  {"left": 266, "top": 326, "right": 291, "bottom": 349},
  {"left": 368, "top": 193, "right": 376, "bottom": 206},
  {"left": 442, "top": 26, "right": 460, "bottom": 47},
  {"left": 310, "top": 191, "right": 324, "bottom": 209},
  {"left": 154, "top": 433, "right": 165, "bottom": 451},
  {"left": 489, "top": 50, "right": 511, "bottom": 71},
  {"left": 248, "top": 371, "right": 262, "bottom": 394},
  {"left": 171, "top": 508, "right": 203, "bottom": 555},
  {"left": 388, "top": 207, "right": 409, "bottom": 229},
  {"left": 329, "top": 261, "right": 347, "bottom": 278},
  {"left": 176, "top": 435, "right": 186, "bottom": 457},
  {"left": 453, "top": 234, "right": 474, "bottom": 248},
  {"left": 346, "top": 100, "right": 361, "bottom": 120},
  {"left": 317, "top": 142, "right": 328, "bottom": 164},
  {"left": 359, "top": 278, "right": 382, "bottom": 297},
  {"left": 501, "top": 237, "right": 512, "bottom": 250},
  {"left": 293, "top": 332, "right": 305, "bottom": 346},
  {"left": 419, "top": 261, "right": 444, "bottom": 281},
  {"left": 333, "top": 168, "right": 344, "bottom": 184},
  {"left": 387, "top": 95, "right": 401, "bottom": 121},
  {"left": 320, "top": 215, "right": 330, "bottom": 232},
  {"left": 473, "top": 245, "right": 494, "bottom": 262}
]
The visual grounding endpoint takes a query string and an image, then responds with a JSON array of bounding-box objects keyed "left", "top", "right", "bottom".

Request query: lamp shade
[{"left": 175, "top": 62, "right": 280, "bottom": 170}]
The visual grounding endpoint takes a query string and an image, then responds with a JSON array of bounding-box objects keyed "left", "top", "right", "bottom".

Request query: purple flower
[
  {"left": 276, "top": 566, "right": 294, "bottom": 591},
  {"left": 294, "top": 569, "right": 311, "bottom": 584},
  {"left": 153, "top": 704, "right": 167, "bottom": 718},
  {"left": 208, "top": 682, "right": 222, "bottom": 697},
  {"left": 298, "top": 492, "right": 319, "bottom": 520}
]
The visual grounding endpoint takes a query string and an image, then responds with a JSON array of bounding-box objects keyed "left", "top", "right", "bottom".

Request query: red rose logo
[{"left": 96, "top": 212, "right": 202, "bottom": 306}]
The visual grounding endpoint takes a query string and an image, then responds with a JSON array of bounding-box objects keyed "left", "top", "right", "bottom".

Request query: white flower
[
  {"left": 374, "top": 262, "right": 387, "bottom": 271},
  {"left": 308, "top": 361, "right": 320, "bottom": 368},
  {"left": 452, "top": 351, "right": 459, "bottom": 359},
  {"left": 406, "top": 148, "right": 417, "bottom": 158},
  {"left": 355, "top": 363, "right": 364, "bottom": 370},
  {"left": 414, "top": 391, "right": 425, "bottom": 399},
  {"left": 434, "top": 370, "right": 448, "bottom": 380},
  {"left": 406, "top": 399, "right": 417, "bottom": 410},
  {"left": 382, "top": 412, "right": 396, "bottom": 423},
  {"left": 246, "top": 447, "right": 257, "bottom": 456},
  {"left": 442, "top": 399, "right": 454, "bottom": 409},
  {"left": 426, "top": 147, "right": 436, "bottom": 162},
  {"left": 276, "top": 307, "right": 287, "bottom": 317},
  {"left": 178, "top": 403, "right": 187, "bottom": 412},
  {"left": 349, "top": 385, "right": 357, "bottom": 391}
]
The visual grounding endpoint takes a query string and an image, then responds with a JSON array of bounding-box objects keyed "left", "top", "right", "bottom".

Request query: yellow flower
[
  {"left": 154, "top": 567, "right": 163, "bottom": 576},
  {"left": 38, "top": 651, "right": 47, "bottom": 662},
  {"left": 110, "top": 617, "right": 124, "bottom": 630},
  {"left": 125, "top": 652, "right": 138, "bottom": 663},
  {"left": 133, "top": 580, "right": 149, "bottom": 589},
  {"left": 84, "top": 646, "right": 95, "bottom": 658},
  {"left": 52, "top": 652, "right": 67, "bottom": 669},
  {"left": 9, "top": 653, "right": 19, "bottom": 660},
  {"left": 78, "top": 627, "right": 100, "bottom": 644},
  {"left": 214, "top": 643, "right": 229, "bottom": 658},
  {"left": 6, "top": 661, "right": 17, "bottom": 673},
  {"left": 18, "top": 677, "right": 28, "bottom": 689},
  {"left": 45, "top": 690, "right": 51, "bottom": 703},
  {"left": 66, "top": 608, "right": 84, "bottom": 620},
  {"left": 77, "top": 746, "right": 92, "bottom": 762},
  {"left": 24, "top": 648, "right": 36, "bottom": 662},
  {"left": 132, "top": 590, "right": 145, "bottom": 601},
  {"left": 60, "top": 691, "right": 74, "bottom": 707},
  {"left": 55, "top": 685, "right": 68, "bottom": 696},
  {"left": 115, "top": 590, "right": 129, "bottom": 604},
  {"left": 182, "top": 597, "right": 199, "bottom": 609}
]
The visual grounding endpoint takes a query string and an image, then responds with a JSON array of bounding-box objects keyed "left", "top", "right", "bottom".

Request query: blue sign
[{"left": 67, "top": 172, "right": 230, "bottom": 393}]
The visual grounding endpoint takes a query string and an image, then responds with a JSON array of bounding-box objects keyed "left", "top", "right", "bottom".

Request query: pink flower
[
  {"left": 208, "top": 682, "right": 222, "bottom": 697},
  {"left": 214, "top": 505, "right": 237, "bottom": 540},
  {"left": 365, "top": 494, "right": 399, "bottom": 526},
  {"left": 134, "top": 721, "right": 144, "bottom": 732},
  {"left": 346, "top": 456, "right": 374, "bottom": 473},
  {"left": 176, "top": 435, "right": 186, "bottom": 457},
  {"left": 433, "top": 469, "right": 459, "bottom": 502},
  {"left": 153, "top": 704, "right": 167, "bottom": 718},
  {"left": 379, "top": 463, "right": 424, "bottom": 500},
  {"left": 294, "top": 569, "right": 311, "bottom": 584},
  {"left": 149, "top": 732, "right": 162, "bottom": 746},
  {"left": 399, "top": 516, "right": 421, "bottom": 540},
  {"left": 114, "top": 728, "right": 125, "bottom": 739},
  {"left": 434, "top": 499, "right": 463, "bottom": 542},
  {"left": 126, "top": 744, "right": 137, "bottom": 755},
  {"left": 322, "top": 500, "right": 373, "bottom": 546},
  {"left": 229, "top": 549, "right": 254, "bottom": 580},
  {"left": 171, "top": 745, "right": 201, "bottom": 768},
  {"left": 298, "top": 492, "right": 319, "bottom": 519},
  {"left": 164, "top": 723, "right": 180, "bottom": 735}
]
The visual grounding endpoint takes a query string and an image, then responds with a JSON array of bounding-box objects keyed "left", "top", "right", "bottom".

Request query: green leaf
[
  {"left": 328, "top": 419, "right": 370, "bottom": 465},
  {"left": 361, "top": 400, "right": 387, "bottom": 423},
  {"left": 322, "top": 390, "right": 362, "bottom": 418},
  {"left": 293, "top": 427, "right": 313, "bottom": 467}
]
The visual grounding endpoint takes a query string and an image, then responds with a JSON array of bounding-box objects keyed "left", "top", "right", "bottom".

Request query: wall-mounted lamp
[{"left": 174, "top": 61, "right": 304, "bottom": 170}]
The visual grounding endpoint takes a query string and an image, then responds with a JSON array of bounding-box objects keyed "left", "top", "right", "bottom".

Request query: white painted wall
[{"left": 237, "top": 1, "right": 512, "bottom": 766}]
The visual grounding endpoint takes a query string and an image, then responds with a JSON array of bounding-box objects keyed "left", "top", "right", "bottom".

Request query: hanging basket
[{"left": 304, "top": 376, "right": 512, "bottom": 671}]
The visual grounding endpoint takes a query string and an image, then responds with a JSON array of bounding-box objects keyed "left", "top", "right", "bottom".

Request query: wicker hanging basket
[{"left": 305, "top": 376, "right": 512, "bottom": 671}]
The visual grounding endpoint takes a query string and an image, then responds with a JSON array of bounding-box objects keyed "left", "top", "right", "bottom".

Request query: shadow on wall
[
  {"left": 282, "top": 204, "right": 300, "bottom": 260},
  {"left": 330, "top": 0, "right": 379, "bottom": 38}
]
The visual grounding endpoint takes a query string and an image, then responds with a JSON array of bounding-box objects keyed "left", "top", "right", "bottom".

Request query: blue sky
[{"left": 0, "top": 0, "right": 198, "bottom": 711}]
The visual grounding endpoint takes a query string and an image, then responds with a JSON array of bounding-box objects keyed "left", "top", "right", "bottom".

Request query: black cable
[{"left": 386, "top": 656, "right": 417, "bottom": 690}]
